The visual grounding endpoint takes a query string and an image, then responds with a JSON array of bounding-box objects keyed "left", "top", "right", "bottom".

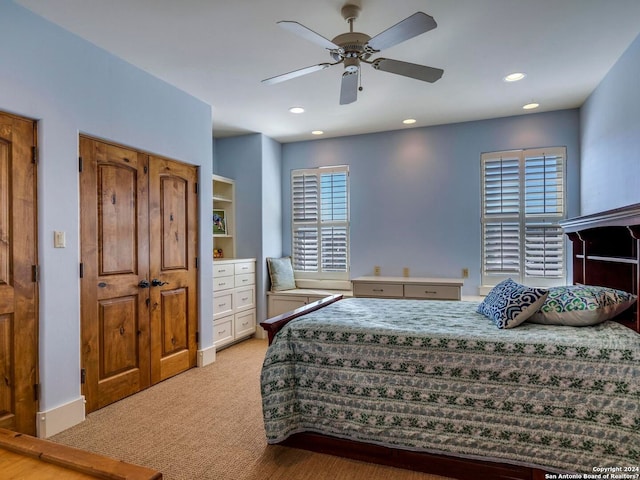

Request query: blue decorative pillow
[
  {"left": 266, "top": 257, "right": 296, "bottom": 291},
  {"left": 477, "top": 279, "right": 548, "bottom": 329},
  {"left": 528, "top": 284, "right": 637, "bottom": 326}
]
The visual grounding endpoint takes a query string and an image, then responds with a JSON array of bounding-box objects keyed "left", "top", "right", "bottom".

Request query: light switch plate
[{"left": 54, "top": 230, "right": 66, "bottom": 248}]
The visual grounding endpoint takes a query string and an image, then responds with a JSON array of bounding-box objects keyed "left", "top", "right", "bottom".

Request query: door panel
[
  {"left": 98, "top": 164, "right": 138, "bottom": 275},
  {"left": 0, "top": 112, "right": 38, "bottom": 434},
  {"left": 80, "top": 137, "right": 150, "bottom": 413},
  {"left": 149, "top": 157, "right": 198, "bottom": 384}
]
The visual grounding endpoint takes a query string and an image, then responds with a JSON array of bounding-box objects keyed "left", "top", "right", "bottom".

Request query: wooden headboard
[{"left": 560, "top": 203, "right": 640, "bottom": 332}]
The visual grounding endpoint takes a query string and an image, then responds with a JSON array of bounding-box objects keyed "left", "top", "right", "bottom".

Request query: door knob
[
  {"left": 151, "top": 278, "right": 169, "bottom": 287},
  {"left": 138, "top": 279, "right": 150, "bottom": 288}
]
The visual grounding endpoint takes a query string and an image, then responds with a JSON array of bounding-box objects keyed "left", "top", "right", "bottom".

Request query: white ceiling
[{"left": 15, "top": 0, "right": 640, "bottom": 143}]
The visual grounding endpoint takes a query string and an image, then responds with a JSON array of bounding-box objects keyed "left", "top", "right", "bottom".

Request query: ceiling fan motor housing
[{"left": 330, "top": 32, "right": 373, "bottom": 62}]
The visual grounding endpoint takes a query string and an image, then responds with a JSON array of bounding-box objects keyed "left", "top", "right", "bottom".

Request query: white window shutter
[
  {"left": 481, "top": 148, "right": 566, "bottom": 286},
  {"left": 291, "top": 167, "right": 349, "bottom": 278}
]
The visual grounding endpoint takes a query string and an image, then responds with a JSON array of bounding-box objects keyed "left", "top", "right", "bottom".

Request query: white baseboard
[
  {"left": 36, "top": 396, "right": 86, "bottom": 438},
  {"left": 254, "top": 328, "right": 267, "bottom": 340},
  {"left": 197, "top": 345, "right": 216, "bottom": 367}
]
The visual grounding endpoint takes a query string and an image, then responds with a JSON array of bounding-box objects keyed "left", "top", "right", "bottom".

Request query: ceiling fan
[{"left": 262, "top": 3, "right": 444, "bottom": 105}]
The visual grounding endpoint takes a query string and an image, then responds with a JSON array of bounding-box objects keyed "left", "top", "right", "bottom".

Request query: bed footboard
[{"left": 259, "top": 293, "right": 343, "bottom": 344}]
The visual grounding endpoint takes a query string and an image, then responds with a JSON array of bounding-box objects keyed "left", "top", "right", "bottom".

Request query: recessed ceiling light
[
  {"left": 523, "top": 102, "right": 540, "bottom": 110},
  {"left": 403, "top": 118, "right": 417, "bottom": 125},
  {"left": 504, "top": 72, "right": 526, "bottom": 82},
  {"left": 311, "top": 130, "right": 324, "bottom": 135},
  {"left": 289, "top": 106, "right": 305, "bottom": 114}
]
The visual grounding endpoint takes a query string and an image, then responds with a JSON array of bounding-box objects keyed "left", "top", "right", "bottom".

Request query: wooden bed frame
[
  {"left": 0, "top": 427, "right": 161, "bottom": 479},
  {"left": 260, "top": 203, "right": 640, "bottom": 480}
]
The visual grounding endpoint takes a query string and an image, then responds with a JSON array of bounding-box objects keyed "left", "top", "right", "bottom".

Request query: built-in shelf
[
  {"left": 213, "top": 174, "right": 235, "bottom": 260},
  {"left": 577, "top": 254, "right": 638, "bottom": 264}
]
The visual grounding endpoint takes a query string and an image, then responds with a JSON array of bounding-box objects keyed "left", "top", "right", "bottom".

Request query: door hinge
[
  {"left": 32, "top": 146, "right": 38, "bottom": 164},
  {"left": 79, "top": 156, "right": 83, "bottom": 172},
  {"left": 33, "top": 384, "right": 40, "bottom": 402},
  {"left": 195, "top": 257, "right": 199, "bottom": 269},
  {"left": 80, "top": 368, "right": 86, "bottom": 384},
  {"left": 194, "top": 182, "right": 199, "bottom": 194},
  {"left": 144, "top": 165, "right": 148, "bottom": 174},
  {"left": 32, "top": 265, "right": 40, "bottom": 283},
  {"left": 79, "top": 263, "right": 84, "bottom": 278},
  {"left": 195, "top": 331, "right": 200, "bottom": 344}
]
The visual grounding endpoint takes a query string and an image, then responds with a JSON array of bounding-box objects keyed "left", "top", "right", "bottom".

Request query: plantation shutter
[
  {"left": 292, "top": 166, "right": 349, "bottom": 279},
  {"left": 481, "top": 148, "right": 566, "bottom": 287}
]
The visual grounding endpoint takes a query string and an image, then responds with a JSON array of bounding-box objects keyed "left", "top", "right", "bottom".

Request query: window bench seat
[{"left": 267, "top": 288, "right": 353, "bottom": 318}]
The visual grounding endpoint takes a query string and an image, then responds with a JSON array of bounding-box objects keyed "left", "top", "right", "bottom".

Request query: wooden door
[
  {"left": 80, "top": 138, "right": 198, "bottom": 412},
  {"left": 148, "top": 157, "right": 198, "bottom": 383},
  {"left": 0, "top": 112, "right": 38, "bottom": 434},
  {"left": 79, "top": 137, "right": 151, "bottom": 412}
]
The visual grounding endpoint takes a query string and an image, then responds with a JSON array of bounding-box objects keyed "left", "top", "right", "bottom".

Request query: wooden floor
[{"left": 0, "top": 428, "right": 161, "bottom": 479}]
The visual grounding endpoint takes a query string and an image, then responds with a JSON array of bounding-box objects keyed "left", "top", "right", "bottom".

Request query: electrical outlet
[
  {"left": 374, "top": 265, "right": 381, "bottom": 276},
  {"left": 462, "top": 268, "right": 469, "bottom": 278},
  {"left": 403, "top": 267, "right": 410, "bottom": 277}
]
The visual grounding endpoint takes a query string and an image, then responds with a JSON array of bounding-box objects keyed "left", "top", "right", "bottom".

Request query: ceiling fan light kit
[{"left": 262, "top": 2, "right": 444, "bottom": 105}]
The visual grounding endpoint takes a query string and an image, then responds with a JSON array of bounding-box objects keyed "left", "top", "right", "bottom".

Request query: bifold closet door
[{"left": 80, "top": 137, "right": 198, "bottom": 413}]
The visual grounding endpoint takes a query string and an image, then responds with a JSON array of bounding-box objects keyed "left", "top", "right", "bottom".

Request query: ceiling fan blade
[
  {"left": 262, "top": 63, "right": 332, "bottom": 85},
  {"left": 366, "top": 12, "right": 437, "bottom": 51},
  {"left": 340, "top": 71, "right": 358, "bottom": 105},
  {"left": 277, "top": 21, "right": 341, "bottom": 51},
  {"left": 371, "top": 58, "right": 443, "bottom": 83}
]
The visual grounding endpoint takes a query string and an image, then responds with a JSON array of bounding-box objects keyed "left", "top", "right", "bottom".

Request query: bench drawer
[
  {"left": 404, "top": 284, "right": 461, "bottom": 300},
  {"left": 353, "top": 282, "right": 403, "bottom": 298}
]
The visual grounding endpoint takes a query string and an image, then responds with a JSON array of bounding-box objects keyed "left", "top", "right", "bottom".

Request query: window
[
  {"left": 481, "top": 147, "right": 566, "bottom": 287},
  {"left": 291, "top": 166, "right": 349, "bottom": 280}
]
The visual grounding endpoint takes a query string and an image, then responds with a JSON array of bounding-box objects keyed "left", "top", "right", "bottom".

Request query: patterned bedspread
[{"left": 261, "top": 298, "right": 640, "bottom": 473}]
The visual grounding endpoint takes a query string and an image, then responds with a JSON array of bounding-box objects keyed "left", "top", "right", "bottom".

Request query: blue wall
[
  {"left": 214, "top": 134, "right": 283, "bottom": 326},
  {"left": 282, "top": 110, "right": 581, "bottom": 295},
  {"left": 0, "top": 0, "right": 214, "bottom": 432},
  {"left": 580, "top": 32, "right": 640, "bottom": 214}
]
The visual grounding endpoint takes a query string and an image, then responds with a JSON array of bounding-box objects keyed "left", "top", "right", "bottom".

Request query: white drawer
[
  {"left": 235, "top": 309, "right": 256, "bottom": 338},
  {"left": 213, "top": 315, "right": 234, "bottom": 348},
  {"left": 354, "top": 282, "right": 403, "bottom": 298},
  {"left": 404, "top": 284, "right": 461, "bottom": 300},
  {"left": 213, "top": 275, "right": 234, "bottom": 291},
  {"left": 234, "top": 261, "right": 255, "bottom": 275},
  {"left": 234, "top": 285, "right": 255, "bottom": 310},
  {"left": 213, "top": 263, "right": 234, "bottom": 277},
  {"left": 213, "top": 291, "right": 233, "bottom": 318},
  {"left": 235, "top": 273, "right": 255, "bottom": 288}
]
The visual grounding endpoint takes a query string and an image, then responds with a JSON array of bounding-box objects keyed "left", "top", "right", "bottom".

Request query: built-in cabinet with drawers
[
  {"left": 213, "top": 258, "right": 256, "bottom": 350},
  {"left": 352, "top": 276, "right": 463, "bottom": 300}
]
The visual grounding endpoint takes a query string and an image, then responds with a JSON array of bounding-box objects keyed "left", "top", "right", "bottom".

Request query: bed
[{"left": 260, "top": 204, "right": 640, "bottom": 480}]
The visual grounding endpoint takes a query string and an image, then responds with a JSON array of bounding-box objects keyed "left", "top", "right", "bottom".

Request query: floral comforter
[{"left": 261, "top": 298, "right": 640, "bottom": 473}]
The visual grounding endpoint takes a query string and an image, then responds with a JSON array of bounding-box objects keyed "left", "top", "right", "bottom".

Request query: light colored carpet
[{"left": 52, "top": 338, "right": 452, "bottom": 480}]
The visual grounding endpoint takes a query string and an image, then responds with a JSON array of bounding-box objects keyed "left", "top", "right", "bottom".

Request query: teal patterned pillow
[
  {"left": 477, "top": 279, "right": 548, "bottom": 329},
  {"left": 266, "top": 257, "right": 296, "bottom": 291},
  {"left": 528, "top": 285, "right": 637, "bottom": 326}
]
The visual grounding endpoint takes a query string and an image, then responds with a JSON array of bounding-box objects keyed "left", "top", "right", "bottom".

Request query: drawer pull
[
  {"left": 218, "top": 329, "right": 226, "bottom": 334},
  {"left": 373, "top": 288, "right": 384, "bottom": 292},
  {"left": 217, "top": 303, "right": 227, "bottom": 308},
  {"left": 241, "top": 297, "right": 248, "bottom": 301},
  {"left": 219, "top": 282, "right": 226, "bottom": 286},
  {"left": 241, "top": 266, "right": 248, "bottom": 270},
  {"left": 424, "top": 290, "right": 437, "bottom": 294}
]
